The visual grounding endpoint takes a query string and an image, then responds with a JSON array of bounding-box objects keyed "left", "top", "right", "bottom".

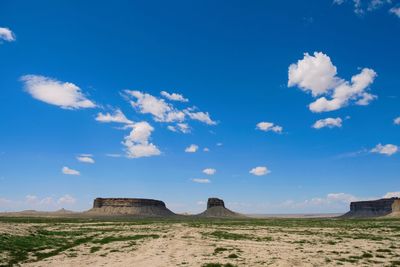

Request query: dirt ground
[{"left": 1, "top": 217, "right": 399, "bottom": 266}]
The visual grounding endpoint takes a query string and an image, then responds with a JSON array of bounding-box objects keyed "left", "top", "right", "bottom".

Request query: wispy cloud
[
  {"left": 96, "top": 109, "right": 133, "bottom": 124},
  {"left": 333, "top": 0, "right": 393, "bottom": 15},
  {"left": 76, "top": 154, "right": 95, "bottom": 164},
  {"left": 390, "top": 6, "right": 400, "bottom": 17},
  {"left": 161, "top": 91, "right": 188, "bottom": 102},
  {"left": 0, "top": 194, "right": 77, "bottom": 212},
  {"left": 192, "top": 178, "right": 211, "bottom": 184},
  {"left": 62, "top": 166, "right": 80, "bottom": 176}
]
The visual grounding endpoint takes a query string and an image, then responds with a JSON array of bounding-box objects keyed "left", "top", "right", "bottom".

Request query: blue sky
[{"left": 0, "top": 0, "right": 399, "bottom": 213}]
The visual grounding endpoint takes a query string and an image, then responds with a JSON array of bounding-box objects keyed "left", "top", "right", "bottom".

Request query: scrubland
[{"left": 1, "top": 217, "right": 400, "bottom": 266}]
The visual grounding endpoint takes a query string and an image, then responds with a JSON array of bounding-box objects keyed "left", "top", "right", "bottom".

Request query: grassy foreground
[{"left": 0, "top": 216, "right": 399, "bottom": 266}]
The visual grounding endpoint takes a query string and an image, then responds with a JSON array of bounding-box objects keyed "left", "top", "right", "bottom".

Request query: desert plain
[{"left": 1, "top": 216, "right": 400, "bottom": 267}]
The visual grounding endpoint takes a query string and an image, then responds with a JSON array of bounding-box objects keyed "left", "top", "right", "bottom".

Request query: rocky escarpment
[
  {"left": 343, "top": 197, "right": 400, "bottom": 218},
  {"left": 87, "top": 198, "right": 175, "bottom": 217},
  {"left": 198, "top": 198, "right": 244, "bottom": 218}
]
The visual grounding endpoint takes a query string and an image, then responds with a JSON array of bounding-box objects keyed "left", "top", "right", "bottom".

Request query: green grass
[
  {"left": 227, "top": 253, "right": 239, "bottom": 259},
  {"left": 205, "top": 230, "right": 272, "bottom": 241},
  {"left": 0, "top": 226, "right": 158, "bottom": 266},
  {"left": 92, "top": 234, "right": 159, "bottom": 244},
  {"left": 377, "top": 248, "right": 392, "bottom": 253},
  {"left": 90, "top": 246, "right": 102, "bottom": 253},
  {"left": 214, "top": 247, "right": 229, "bottom": 254},
  {"left": 0, "top": 233, "right": 68, "bottom": 266}
]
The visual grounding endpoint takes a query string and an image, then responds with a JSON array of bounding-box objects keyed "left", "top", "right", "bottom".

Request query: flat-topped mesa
[
  {"left": 207, "top": 198, "right": 225, "bottom": 209},
  {"left": 93, "top": 198, "right": 166, "bottom": 209},
  {"left": 88, "top": 198, "right": 175, "bottom": 217},
  {"left": 198, "top": 197, "right": 244, "bottom": 218},
  {"left": 343, "top": 197, "right": 400, "bottom": 218}
]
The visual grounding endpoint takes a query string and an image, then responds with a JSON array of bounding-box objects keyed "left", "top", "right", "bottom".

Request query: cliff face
[
  {"left": 343, "top": 198, "right": 399, "bottom": 217},
  {"left": 93, "top": 198, "right": 166, "bottom": 208},
  {"left": 88, "top": 198, "right": 175, "bottom": 217},
  {"left": 207, "top": 198, "right": 225, "bottom": 209}
]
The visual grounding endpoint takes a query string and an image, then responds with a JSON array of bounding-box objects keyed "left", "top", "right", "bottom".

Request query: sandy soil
[{"left": 0, "top": 219, "right": 394, "bottom": 267}]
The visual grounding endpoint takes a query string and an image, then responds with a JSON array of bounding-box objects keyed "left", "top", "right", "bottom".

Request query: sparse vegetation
[
  {"left": 227, "top": 253, "right": 239, "bottom": 259},
  {"left": 0, "top": 216, "right": 399, "bottom": 266},
  {"left": 90, "top": 246, "right": 102, "bottom": 253},
  {"left": 202, "top": 263, "right": 236, "bottom": 267}
]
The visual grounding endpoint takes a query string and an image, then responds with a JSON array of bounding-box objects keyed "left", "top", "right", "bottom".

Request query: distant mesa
[
  {"left": 197, "top": 197, "right": 244, "bottom": 218},
  {"left": 343, "top": 197, "right": 400, "bottom": 218},
  {"left": 87, "top": 198, "right": 176, "bottom": 217}
]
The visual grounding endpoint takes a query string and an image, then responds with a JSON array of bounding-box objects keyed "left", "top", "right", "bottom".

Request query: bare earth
[{"left": 1, "top": 217, "right": 399, "bottom": 266}]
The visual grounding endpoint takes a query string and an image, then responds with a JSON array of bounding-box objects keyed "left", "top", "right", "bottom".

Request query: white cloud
[
  {"left": 394, "top": 117, "right": 400, "bottom": 125},
  {"left": 0, "top": 27, "right": 15, "bottom": 42},
  {"left": 168, "top": 123, "right": 190, "bottom": 133},
  {"left": 25, "top": 195, "right": 55, "bottom": 206},
  {"left": 62, "top": 166, "right": 80, "bottom": 175},
  {"left": 123, "top": 121, "right": 161, "bottom": 158},
  {"left": 282, "top": 192, "right": 359, "bottom": 212},
  {"left": 288, "top": 52, "right": 377, "bottom": 113},
  {"left": 216, "top": 142, "right": 223, "bottom": 146},
  {"left": 161, "top": 91, "right": 188, "bottom": 102},
  {"left": 383, "top": 192, "right": 400, "bottom": 198},
  {"left": 57, "top": 194, "right": 76, "bottom": 205},
  {"left": 326, "top": 193, "right": 358, "bottom": 203},
  {"left": 76, "top": 155, "right": 95, "bottom": 164},
  {"left": 0, "top": 198, "right": 12, "bottom": 205},
  {"left": 256, "top": 122, "right": 283, "bottom": 133},
  {"left": 390, "top": 6, "right": 400, "bottom": 17},
  {"left": 288, "top": 52, "right": 339, "bottom": 96},
  {"left": 185, "top": 144, "right": 198, "bottom": 153},
  {"left": 312, "top": 117, "right": 343, "bottom": 129},
  {"left": 371, "top": 143, "right": 398, "bottom": 156},
  {"left": 177, "top": 123, "right": 190, "bottom": 133},
  {"left": 185, "top": 110, "right": 217, "bottom": 125},
  {"left": 249, "top": 166, "right": 270, "bottom": 176},
  {"left": 203, "top": 147, "right": 210, "bottom": 152},
  {"left": 21, "top": 75, "right": 96, "bottom": 109},
  {"left": 167, "top": 125, "right": 176, "bottom": 132},
  {"left": 125, "top": 90, "right": 184, "bottom": 122},
  {"left": 96, "top": 109, "right": 133, "bottom": 124},
  {"left": 203, "top": 168, "right": 216, "bottom": 175},
  {"left": 25, "top": 195, "right": 39, "bottom": 204},
  {"left": 196, "top": 200, "right": 206, "bottom": 205},
  {"left": 124, "top": 90, "right": 216, "bottom": 129},
  {"left": 334, "top": 0, "right": 392, "bottom": 15},
  {"left": 106, "top": 153, "right": 122, "bottom": 158},
  {"left": 192, "top": 178, "right": 211, "bottom": 184}
]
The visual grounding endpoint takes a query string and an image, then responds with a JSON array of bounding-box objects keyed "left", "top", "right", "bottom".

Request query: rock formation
[
  {"left": 198, "top": 198, "right": 244, "bottom": 218},
  {"left": 343, "top": 197, "right": 400, "bottom": 217},
  {"left": 87, "top": 198, "right": 175, "bottom": 217}
]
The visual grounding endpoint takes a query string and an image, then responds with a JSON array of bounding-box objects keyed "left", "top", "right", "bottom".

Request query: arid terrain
[{"left": 1, "top": 217, "right": 400, "bottom": 267}]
